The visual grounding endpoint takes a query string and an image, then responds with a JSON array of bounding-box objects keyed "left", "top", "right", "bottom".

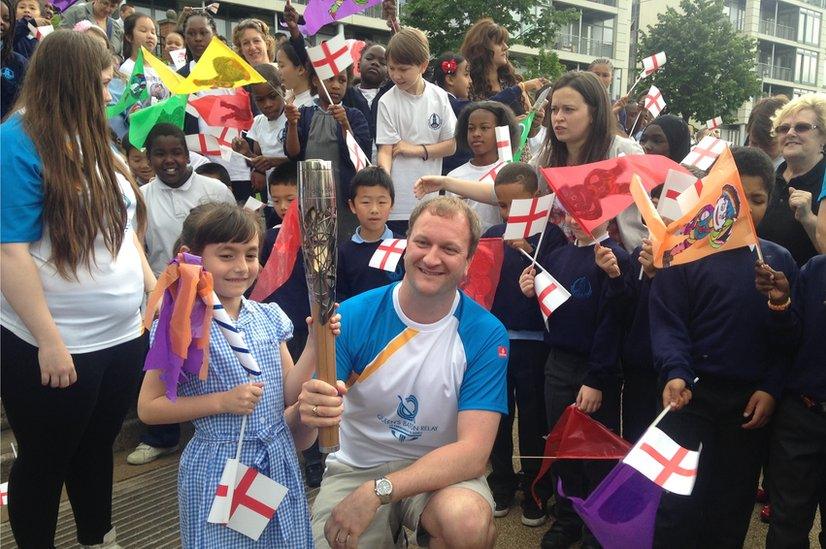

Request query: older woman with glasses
[{"left": 758, "top": 93, "right": 826, "bottom": 265}]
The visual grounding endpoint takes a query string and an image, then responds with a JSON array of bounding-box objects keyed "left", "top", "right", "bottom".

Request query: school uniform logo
[
  {"left": 1, "top": 68, "right": 14, "bottom": 81},
  {"left": 570, "top": 276, "right": 593, "bottom": 299},
  {"left": 377, "top": 394, "right": 438, "bottom": 443},
  {"left": 427, "top": 113, "right": 442, "bottom": 130},
  {"left": 278, "top": 127, "right": 287, "bottom": 143}
]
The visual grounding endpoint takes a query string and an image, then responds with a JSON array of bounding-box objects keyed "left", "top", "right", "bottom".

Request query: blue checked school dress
[{"left": 174, "top": 298, "right": 313, "bottom": 548}]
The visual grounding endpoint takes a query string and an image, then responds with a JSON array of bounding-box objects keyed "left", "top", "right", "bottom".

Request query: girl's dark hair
[
  {"left": 122, "top": 12, "right": 155, "bottom": 60},
  {"left": 252, "top": 62, "right": 283, "bottom": 92},
  {"left": 145, "top": 122, "right": 187, "bottom": 154},
  {"left": 180, "top": 9, "right": 216, "bottom": 62},
  {"left": 276, "top": 40, "right": 315, "bottom": 94},
  {"left": 430, "top": 51, "right": 465, "bottom": 89},
  {"left": 646, "top": 114, "right": 691, "bottom": 162},
  {"left": 195, "top": 162, "right": 231, "bottom": 187},
  {"left": 493, "top": 162, "right": 538, "bottom": 194},
  {"left": 455, "top": 100, "right": 519, "bottom": 155},
  {"left": 121, "top": 134, "right": 137, "bottom": 155},
  {"left": 537, "top": 71, "right": 615, "bottom": 168},
  {"left": 2, "top": 0, "right": 16, "bottom": 64},
  {"left": 460, "top": 18, "right": 521, "bottom": 101},
  {"left": 731, "top": 146, "right": 775, "bottom": 198},
  {"left": 175, "top": 202, "right": 264, "bottom": 255},
  {"left": 348, "top": 165, "right": 395, "bottom": 203}
]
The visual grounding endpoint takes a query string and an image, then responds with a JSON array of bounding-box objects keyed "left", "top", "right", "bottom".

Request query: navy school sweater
[
  {"left": 260, "top": 225, "right": 310, "bottom": 337},
  {"left": 619, "top": 246, "right": 655, "bottom": 371},
  {"left": 535, "top": 237, "right": 632, "bottom": 391},
  {"left": 769, "top": 255, "right": 826, "bottom": 400},
  {"left": 483, "top": 222, "right": 567, "bottom": 333},
  {"left": 336, "top": 230, "right": 405, "bottom": 302},
  {"left": 649, "top": 239, "right": 798, "bottom": 398}
]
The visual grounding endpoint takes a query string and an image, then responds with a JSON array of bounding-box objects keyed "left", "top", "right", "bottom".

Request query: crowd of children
[{"left": 1, "top": 1, "right": 825, "bottom": 548}]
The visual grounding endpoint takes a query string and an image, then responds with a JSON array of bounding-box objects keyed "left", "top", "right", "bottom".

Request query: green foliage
[
  {"left": 517, "top": 49, "right": 566, "bottom": 81},
  {"left": 637, "top": 0, "right": 761, "bottom": 123},
  {"left": 401, "top": 0, "right": 574, "bottom": 75}
]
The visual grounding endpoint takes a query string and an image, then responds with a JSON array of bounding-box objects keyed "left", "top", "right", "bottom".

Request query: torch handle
[{"left": 312, "top": 302, "right": 340, "bottom": 453}]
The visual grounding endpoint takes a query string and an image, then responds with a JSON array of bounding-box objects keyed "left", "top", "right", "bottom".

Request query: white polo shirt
[{"left": 141, "top": 171, "right": 236, "bottom": 275}]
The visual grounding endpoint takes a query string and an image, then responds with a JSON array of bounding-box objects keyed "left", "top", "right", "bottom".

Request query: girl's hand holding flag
[
  {"left": 595, "top": 243, "right": 621, "bottom": 278},
  {"left": 754, "top": 261, "right": 791, "bottom": 307},
  {"left": 328, "top": 104, "right": 350, "bottom": 133},
  {"left": 638, "top": 238, "right": 657, "bottom": 279}
]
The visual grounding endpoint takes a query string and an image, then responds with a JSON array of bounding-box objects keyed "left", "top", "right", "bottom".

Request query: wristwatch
[{"left": 374, "top": 477, "right": 393, "bottom": 505}]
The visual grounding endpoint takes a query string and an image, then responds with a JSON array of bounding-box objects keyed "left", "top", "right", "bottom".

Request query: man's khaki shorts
[{"left": 311, "top": 458, "right": 494, "bottom": 548}]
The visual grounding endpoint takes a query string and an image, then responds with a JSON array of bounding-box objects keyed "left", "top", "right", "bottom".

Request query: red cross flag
[
  {"left": 307, "top": 32, "right": 352, "bottom": 81},
  {"left": 185, "top": 134, "right": 234, "bottom": 161},
  {"left": 503, "top": 194, "right": 554, "bottom": 240},
  {"left": 479, "top": 160, "right": 507, "bottom": 185},
  {"left": 495, "top": 126, "right": 513, "bottom": 163},
  {"left": 0, "top": 481, "right": 7, "bottom": 506},
  {"left": 706, "top": 116, "right": 722, "bottom": 130},
  {"left": 623, "top": 426, "right": 700, "bottom": 495},
  {"left": 207, "top": 459, "right": 288, "bottom": 541},
  {"left": 27, "top": 22, "right": 53, "bottom": 40},
  {"left": 534, "top": 269, "right": 571, "bottom": 327},
  {"left": 657, "top": 169, "right": 700, "bottom": 222},
  {"left": 643, "top": 85, "right": 666, "bottom": 117},
  {"left": 641, "top": 51, "right": 667, "bottom": 76},
  {"left": 675, "top": 175, "right": 706, "bottom": 214},
  {"left": 345, "top": 129, "right": 370, "bottom": 171},
  {"left": 681, "top": 135, "right": 729, "bottom": 171},
  {"left": 369, "top": 238, "right": 407, "bottom": 272}
]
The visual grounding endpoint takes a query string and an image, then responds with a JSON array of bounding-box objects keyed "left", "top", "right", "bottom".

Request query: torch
[{"left": 298, "top": 159, "right": 339, "bottom": 453}]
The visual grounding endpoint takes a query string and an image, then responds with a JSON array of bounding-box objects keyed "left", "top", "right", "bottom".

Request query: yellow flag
[
  {"left": 176, "top": 37, "right": 265, "bottom": 94},
  {"left": 141, "top": 46, "right": 186, "bottom": 94},
  {"left": 630, "top": 148, "right": 759, "bottom": 268}
]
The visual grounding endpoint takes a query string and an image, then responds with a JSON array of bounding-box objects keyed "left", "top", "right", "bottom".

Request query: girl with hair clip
[
  {"left": 1, "top": 0, "right": 28, "bottom": 119},
  {"left": 0, "top": 30, "right": 154, "bottom": 548},
  {"left": 178, "top": 8, "right": 255, "bottom": 202},
  {"left": 447, "top": 100, "right": 520, "bottom": 231},
  {"left": 232, "top": 18, "right": 275, "bottom": 66}
]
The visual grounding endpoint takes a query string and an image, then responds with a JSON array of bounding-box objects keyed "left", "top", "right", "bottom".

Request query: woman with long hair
[
  {"left": 460, "top": 18, "right": 526, "bottom": 114},
  {"left": 0, "top": 30, "right": 153, "bottom": 548}
]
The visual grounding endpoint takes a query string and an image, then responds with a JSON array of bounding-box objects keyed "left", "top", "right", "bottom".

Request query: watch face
[{"left": 376, "top": 478, "right": 392, "bottom": 496}]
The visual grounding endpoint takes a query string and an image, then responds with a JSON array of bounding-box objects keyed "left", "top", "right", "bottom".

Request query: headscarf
[{"left": 647, "top": 114, "right": 691, "bottom": 162}]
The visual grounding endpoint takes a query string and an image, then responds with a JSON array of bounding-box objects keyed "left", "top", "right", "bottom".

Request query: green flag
[
  {"left": 106, "top": 49, "right": 149, "bottom": 119},
  {"left": 512, "top": 110, "right": 536, "bottom": 163},
  {"left": 128, "top": 94, "right": 187, "bottom": 149}
]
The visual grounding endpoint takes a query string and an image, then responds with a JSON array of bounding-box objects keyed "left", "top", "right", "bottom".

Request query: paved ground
[{"left": 0, "top": 447, "right": 820, "bottom": 548}]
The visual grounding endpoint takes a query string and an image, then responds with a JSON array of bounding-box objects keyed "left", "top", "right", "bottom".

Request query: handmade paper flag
[
  {"left": 479, "top": 160, "right": 507, "bottom": 185},
  {"left": 706, "top": 116, "right": 722, "bottom": 130},
  {"left": 107, "top": 49, "right": 148, "bottom": 118},
  {"left": 0, "top": 482, "right": 7, "bottom": 506},
  {"left": 681, "top": 135, "right": 729, "bottom": 171},
  {"left": 541, "top": 154, "right": 688, "bottom": 238},
  {"left": 642, "top": 85, "right": 666, "bottom": 117},
  {"left": 307, "top": 32, "right": 352, "bottom": 81},
  {"left": 346, "top": 39, "right": 366, "bottom": 77},
  {"left": 250, "top": 201, "right": 302, "bottom": 300},
  {"left": 169, "top": 47, "right": 188, "bottom": 70},
  {"left": 172, "top": 37, "right": 264, "bottom": 94},
  {"left": 345, "top": 129, "right": 370, "bottom": 171},
  {"left": 189, "top": 89, "right": 254, "bottom": 130},
  {"left": 495, "top": 126, "right": 513, "bottom": 163},
  {"left": 657, "top": 169, "right": 700, "bottom": 222},
  {"left": 128, "top": 94, "right": 187, "bottom": 148},
  {"left": 631, "top": 148, "right": 759, "bottom": 268},
  {"left": 141, "top": 46, "right": 186, "bottom": 92},
  {"left": 534, "top": 269, "right": 570, "bottom": 326},
  {"left": 623, "top": 427, "right": 700, "bottom": 496},
  {"left": 299, "top": 0, "right": 383, "bottom": 36},
  {"left": 459, "top": 237, "right": 504, "bottom": 310},
  {"left": 51, "top": 0, "right": 79, "bottom": 10},
  {"left": 531, "top": 405, "right": 632, "bottom": 505},
  {"left": 503, "top": 194, "right": 554, "bottom": 240},
  {"left": 513, "top": 110, "right": 536, "bottom": 163},
  {"left": 27, "top": 22, "right": 53, "bottom": 40},
  {"left": 641, "top": 51, "right": 667, "bottom": 76},
  {"left": 369, "top": 238, "right": 406, "bottom": 272},
  {"left": 143, "top": 253, "right": 214, "bottom": 400}
]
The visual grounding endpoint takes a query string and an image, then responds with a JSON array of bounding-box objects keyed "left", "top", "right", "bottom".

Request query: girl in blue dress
[{"left": 138, "top": 202, "right": 337, "bottom": 548}]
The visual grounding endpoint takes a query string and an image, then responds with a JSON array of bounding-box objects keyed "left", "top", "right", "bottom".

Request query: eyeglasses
[{"left": 774, "top": 123, "right": 820, "bottom": 136}]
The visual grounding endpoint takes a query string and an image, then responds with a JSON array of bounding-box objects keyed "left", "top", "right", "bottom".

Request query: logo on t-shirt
[
  {"left": 498, "top": 346, "right": 508, "bottom": 358},
  {"left": 427, "top": 113, "right": 442, "bottom": 130},
  {"left": 377, "top": 394, "right": 439, "bottom": 443},
  {"left": 278, "top": 127, "right": 287, "bottom": 143}
]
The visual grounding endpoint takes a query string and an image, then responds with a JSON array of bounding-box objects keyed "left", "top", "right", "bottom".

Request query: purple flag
[
  {"left": 560, "top": 462, "right": 662, "bottom": 549},
  {"left": 299, "top": 0, "right": 382, "bottom": 36},
  {"left": 51, "top": 0, "right": 80, "bottom": 13}
]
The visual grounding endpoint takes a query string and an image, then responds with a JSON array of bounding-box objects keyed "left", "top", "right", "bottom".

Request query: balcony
[
  {"left": 757, "top": 62, "right": 794, "bottom": 82},
  {"left": 555, "top": 34, "right": 613, "bottom": 58},
  {"left": 759, "top": 19, "right": 797, "bottom": 41}
]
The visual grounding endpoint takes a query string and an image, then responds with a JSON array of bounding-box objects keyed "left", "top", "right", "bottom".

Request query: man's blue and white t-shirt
[{"left": 330, "top": 282, "right": 509, "bottom": 469}]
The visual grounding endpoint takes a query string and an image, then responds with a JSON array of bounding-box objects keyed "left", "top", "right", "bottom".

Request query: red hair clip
[{"left": 441, "top": 59, "right": 457, "bottom": 75}]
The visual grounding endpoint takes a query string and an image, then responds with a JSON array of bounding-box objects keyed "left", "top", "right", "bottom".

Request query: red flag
[
  {"left": 532, "top": 405, "right": 631, "bottom": 505},
  {"left": 540, "top": 154, "right": 689, "bottom": 238},
  {"left": 189, "top": 89, "right": 254, "bottom": 130},
  {"left": 459, "top": 238, "right": 504, "bottom": 310},
  {"left": 250, "top": 201, "right": 302, "bottom": 301}
]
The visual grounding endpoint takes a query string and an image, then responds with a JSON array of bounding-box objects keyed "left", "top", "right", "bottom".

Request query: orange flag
[{"left": 631, "top": 147, "right": 759, "bottom": 268}]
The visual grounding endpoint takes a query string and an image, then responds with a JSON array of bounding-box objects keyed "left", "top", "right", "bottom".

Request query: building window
[
  {"left": 798, "top": 8, "right": 821, "bottom": 46},
  {"left": 723, "top": 0, "right": 745, "bottom": 31},
  {"left": 795, "top": 49, "right": 818, "bottom": 85}
]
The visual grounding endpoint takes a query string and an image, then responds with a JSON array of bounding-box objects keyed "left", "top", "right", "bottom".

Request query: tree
[
  {"left": 637, "top": 0, "right": 760, "bottom": 123},
  {"left": 401, "top": 0, "right": 573, "bottom": 76}
]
